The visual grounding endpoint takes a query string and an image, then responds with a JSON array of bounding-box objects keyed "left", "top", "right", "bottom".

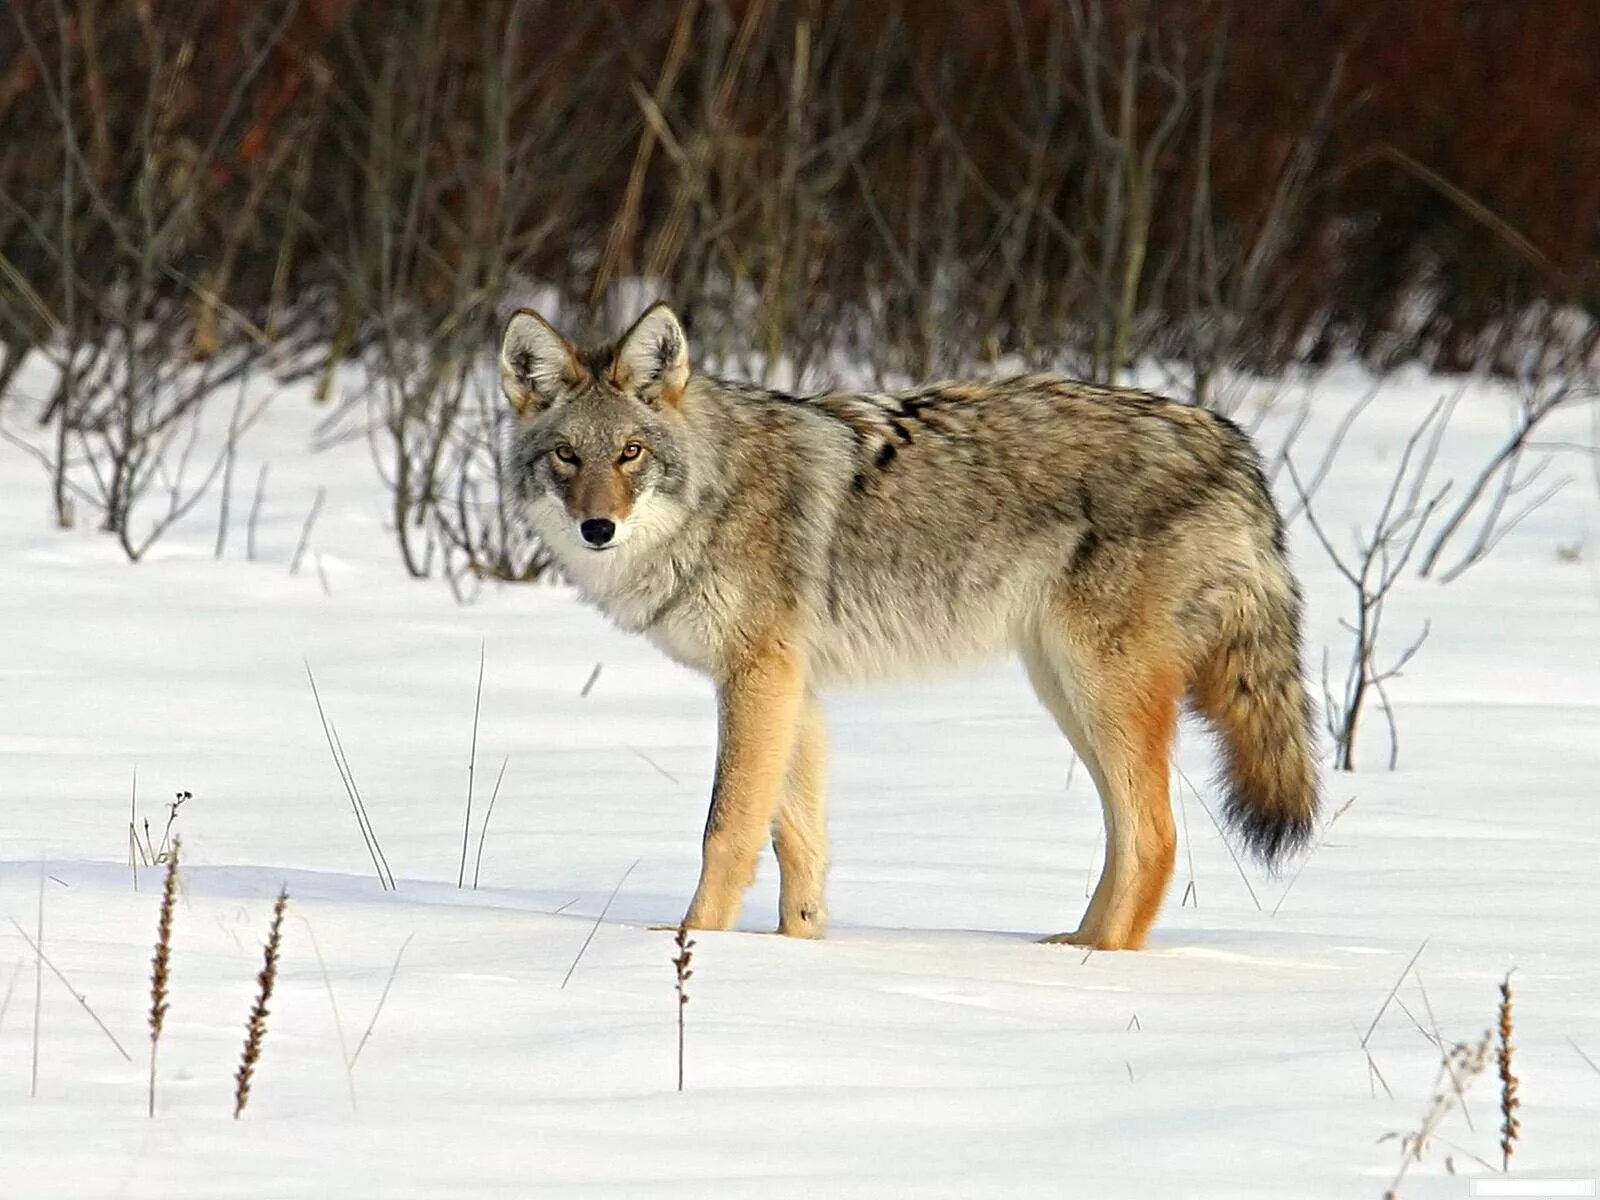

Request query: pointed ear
[
  {"left": 500, "top": 309, "right": 579, "bottom": 416},
  {"left": 611, "top": 303, "right": 689, "bottom": 406}
]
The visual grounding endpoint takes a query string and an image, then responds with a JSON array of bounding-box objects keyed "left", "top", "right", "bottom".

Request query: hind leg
[
  {"left": 773, "top": 693, "right": 828, "bottom": 938},
  {"left": 1020, "top": 645, "right": 1124, "bottom": 941},
  {"left": 1026, "top": 629, "right": 1181, "bottom": 950}
]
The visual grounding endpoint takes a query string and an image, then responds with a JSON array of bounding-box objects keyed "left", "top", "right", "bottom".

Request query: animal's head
[{"left": 500, "top": 303, "right": 693, "bottom": 558}]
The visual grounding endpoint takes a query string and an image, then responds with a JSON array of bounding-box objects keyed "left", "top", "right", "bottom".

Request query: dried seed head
[{"left": 234, "top": 886, "right": 289, "bottom": 1118}]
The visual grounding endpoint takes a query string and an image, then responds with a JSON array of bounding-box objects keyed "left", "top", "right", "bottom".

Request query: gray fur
[{"left": 502, "top": 305, "right": 1321, "bottom": 948}]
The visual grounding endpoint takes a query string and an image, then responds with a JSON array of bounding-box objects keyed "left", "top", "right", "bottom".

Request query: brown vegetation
[{"left": 2, "top": 0, "right": 1594, "bottom": 381}]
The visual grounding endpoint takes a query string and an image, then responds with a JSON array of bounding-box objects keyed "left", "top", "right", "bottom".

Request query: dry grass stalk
[
  {"left": 350, "top": 932, "right": 415, "bottom": 1069},
  {"left": 458, "top": 640, "right": 485, "bottom": 889},
  {"left": 8, "top": 918, "right": 132, "bottom": 1062},
  {"left": 1570, "top": 1037, "right": 1600, "bottom": 1076},
  {"left": 1360, "top": 939, "right": 1430, "bottom": 1099},
  {"left": 672, "top": 920, "right": 694, "bottom": 1093},
  {"left": 471, "top": 754, "right": 510, "bottom": 890},
  {"left": 31, "top": 854, "right": 43, "bottom": 1098},
  {"left": 148, "top": 837, "right": 180, "bottom": 1118},
  {"left": 1271, "top": 795, "right": 1357, "bottom": 916},
  {"left": 304, "top": 662, "right": 394, "bottom": 890},
  {"left": 233, "top": 886, "right": 289, "bottom": 1118},
  {"left": 1497, "top": 972, "right": 1520, "bottom": 1172},
  {"left": 0, "top": 958, "right": 23, "bottom": 1035},
  {"left": 558, "top": 859, "right": 640, "bottom": 991},
  {"left": 1382, "top": 1028, "right": 1492, "bottom": 1199},
  {"left": 298, "top": 917, "right": 357, "bottom": 1111},
  {"left": 128, "top": 767, "right": 141, "bottom": 891}
]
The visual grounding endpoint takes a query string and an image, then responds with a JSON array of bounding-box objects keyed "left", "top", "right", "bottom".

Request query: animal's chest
[
  {"left": 641, "top": 612, "right": 719, "bottom": 674},
  {"left": 579, "top": 559, "right": 724, "bottom": 677}
]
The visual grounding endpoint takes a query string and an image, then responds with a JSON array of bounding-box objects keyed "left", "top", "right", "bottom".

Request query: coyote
[{"left": 501, "top": 303, "right": 1319, "bottom": 950}]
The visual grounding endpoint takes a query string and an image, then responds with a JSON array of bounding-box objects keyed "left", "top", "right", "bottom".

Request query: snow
[{"left": 1, "top": 358, "right": 1597, "bottom": 1198}]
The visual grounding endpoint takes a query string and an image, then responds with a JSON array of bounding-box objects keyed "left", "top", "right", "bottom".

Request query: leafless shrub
[
  {"left": 1289, "top": 400, "right": 1451, "bottom": 771},
  {"left": 317, "top": 0, "right": 562, "bottom": 585},
  {"left": 431, "top": 370, "right": 550, "bottom": 593},
  {"left": 0, "top": 1, "right": 318, "bottom": 558},
  {"left": 1419, "top": 325, "right": 1598, "bottom": 582},
  {"left": 1177, "top": 22, "right": 1344, "bottom": 409}
]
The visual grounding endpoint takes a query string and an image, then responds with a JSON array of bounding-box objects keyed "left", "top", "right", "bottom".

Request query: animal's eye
[
  {"left": 618, "top": 442, "right": 645, "bottom": 463},
  {"left": 553, "top": 445, "right": 578, "bottom": 464}
]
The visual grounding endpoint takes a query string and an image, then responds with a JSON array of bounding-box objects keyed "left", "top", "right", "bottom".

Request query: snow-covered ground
[{"left": 1, "top": 358, "right": 1597, "bottom": 1199}]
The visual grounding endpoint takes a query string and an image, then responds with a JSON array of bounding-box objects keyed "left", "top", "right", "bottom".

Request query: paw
[
  {"left": 776, "top": 917, "right": 826, "bottom": 939},
  {"left": 1039, "top": 928, "right": 1138, "bottom": 951},
  {"left": 1038, "top": 930, "right": 1094, "bottom": 946}
]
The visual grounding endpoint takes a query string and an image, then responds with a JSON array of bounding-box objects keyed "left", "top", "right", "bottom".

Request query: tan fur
[
  {"left": 566, "top": 462, "right": 636, "bottom": 525},
  {"left": 682, "top": 634, "right": 807, "bottom": 931},
  {"left": 773, "top": 694, "right": 828, "bottom": 937},
  {"left": 502, "top": 304, "right": 1321, "bottom": 949}
]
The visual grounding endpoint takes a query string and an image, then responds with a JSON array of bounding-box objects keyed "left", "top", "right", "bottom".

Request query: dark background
[{"left": 3, "top": 0, "right": 1597, "bottom": 393}]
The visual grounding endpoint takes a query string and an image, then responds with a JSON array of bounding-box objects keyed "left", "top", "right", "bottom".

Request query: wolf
[{"left": 500, "top": 303, "right": 1320, "bottom": 950}]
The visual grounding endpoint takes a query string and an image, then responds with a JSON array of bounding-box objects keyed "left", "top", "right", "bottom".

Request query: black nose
[{"left": 579, "top": 518, "right": 616, "bottom": 547}]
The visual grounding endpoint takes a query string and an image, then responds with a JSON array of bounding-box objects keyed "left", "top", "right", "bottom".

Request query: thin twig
[
  {"left": 560, "top": 859, "right": 641, "bottom": 990},
  {"left": 1567, "top": 1037, "right": 1600, "bottom": 1076},
  {"left": 472, "top": 754, "right": 511, "bottom": 890},
  {"left": 289, "top": 485, "right": 325, "bottom": 575},
  {"left": 1271, "top": 796, "right": 1356, "bottom": 916},
  {"left": 1363, "top": 939, "right": 1430, "bottom": 1050},
  {"left": 1415, "top": 971, "right": 1476, "bottom": 1132},
  {"left": 1172, "top": 756, "right": 1197, "bottom": 908},
  {"left": 0, "top": 958, "right": 24, "bottom": 1036},
  {"left": 31, "top": 853, "right": 44, "bottom": 1097},
  {"left": 299, "top": 918, "right": 356, "bottom": 1110},
  {"left": 246, "top": 462, "right": 269, "bottom": 561},
  {"left": 129, "top": 765, "right": 141, "bottom": 889},
  {"left": 305, "top": 662, "right": 394, "bottom": 889},
  {"left": 7, "top": 919, "right": 132, "bottom": 1062},
  {"left": 459, "top": 640, "right": 485, "bottom": 888},
  {"left": 630, "top": 747, "right": 680, "bottom": 786},
  {"left": 1177, "top": 766, "right": 1260, "bottom": 910},
  {"left": 350, "top": 932, "right": 415, "bottom": 1069}
]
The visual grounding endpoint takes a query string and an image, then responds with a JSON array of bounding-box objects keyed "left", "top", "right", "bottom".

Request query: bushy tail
[{"left": 1192, "top": 577, "right": 1321, "bottom": 867}]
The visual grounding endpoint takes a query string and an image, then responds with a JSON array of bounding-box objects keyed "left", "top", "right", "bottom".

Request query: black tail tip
[{"left": 1225, "top": 791, "right": 1318, "bottom": 870}]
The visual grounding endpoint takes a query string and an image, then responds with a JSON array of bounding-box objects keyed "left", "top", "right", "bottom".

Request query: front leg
[
  {"left": 773, "top": 693, "right": 828, "bottom": 937},
  {"left": 683, "top": 634, "right": 806, "bottom": 931}
]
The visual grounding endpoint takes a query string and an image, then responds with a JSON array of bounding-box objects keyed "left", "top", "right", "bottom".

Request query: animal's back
[{"left": 755, "top": 376, "right": 1278, "bottom": 684}]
